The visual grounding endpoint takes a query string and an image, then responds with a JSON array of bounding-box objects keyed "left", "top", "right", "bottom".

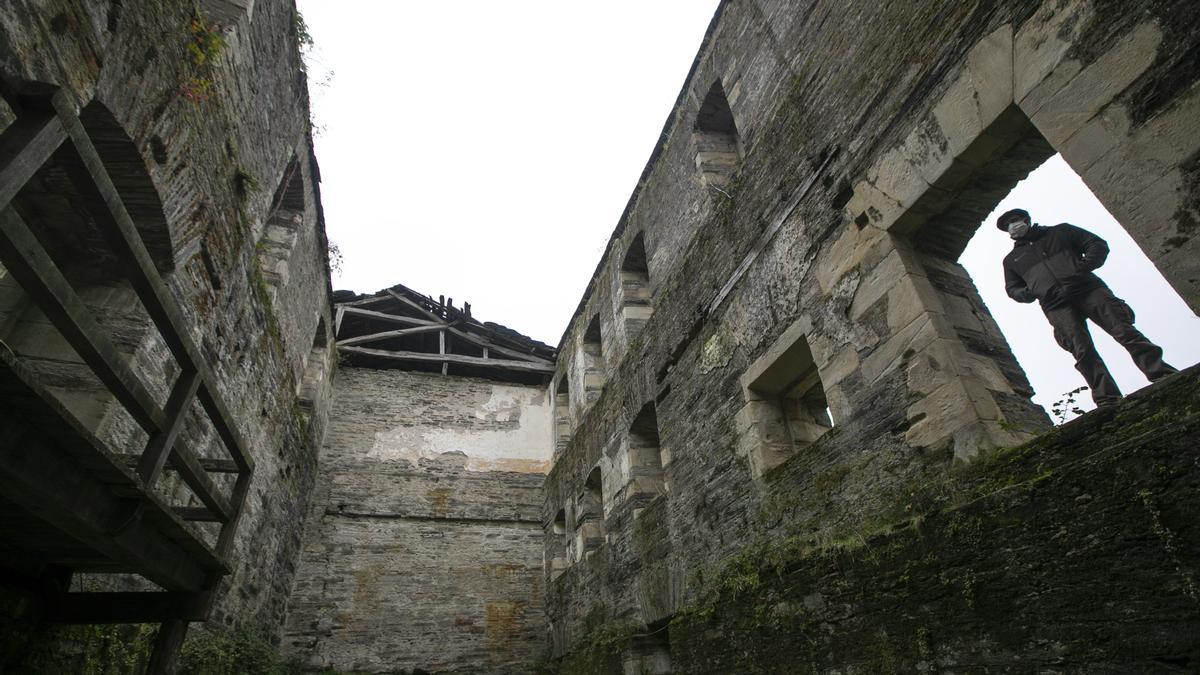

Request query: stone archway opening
[{"left": 900, "top": 105, "right": 1199, "bottom": 423}]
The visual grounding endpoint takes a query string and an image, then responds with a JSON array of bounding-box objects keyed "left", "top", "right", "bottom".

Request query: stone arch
[
  {"left": 692, "top": 80, "right": 741, "bottom": 189},
  {"left": 78, "top": 100, "right": 174, "bottom": 274},
  {"left": 834, "top": 15, "right": 1200, "bottom": 458},
  {"left": 618, "top": 231, "right": 653, "bottom": 342}
]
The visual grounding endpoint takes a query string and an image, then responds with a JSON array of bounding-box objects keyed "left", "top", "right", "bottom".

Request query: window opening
[
  {"left": 582, "top": 315, "right": 605, "bottom": 402},
  {"left": 257, "top": 154, "right": 306, "bottom": 295},
  {"left": 575, "top": 466, "right": 606, "bottom": 559},
  {"left": 547, "top": 508, "right": 569, "bottom": 580},
  {"left": 692, "top": 80, "right": 741, "bottom": 189},
  {"left": 626, "top": 402, "right": 666, "bottom": 502},
  {"left": 738, "top": 325, "right": 832, "bottom": 478},
  {"left": 619, "top": 232, "right": 653, "bottom": 342},
  {"left": 958, "top": 154, "right": 1199, "bottom": 422},
  {"left": 554, "top": 375, "right": 572, "bottom": 456}
]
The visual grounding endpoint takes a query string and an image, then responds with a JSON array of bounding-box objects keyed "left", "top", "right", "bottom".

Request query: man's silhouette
[{"left": 999, "top": 208, "right": 1177, "bottom": 407}]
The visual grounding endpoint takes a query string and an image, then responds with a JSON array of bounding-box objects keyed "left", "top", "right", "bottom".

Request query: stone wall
[
  {"left": 282, "top": 367, "right": 552, "bottom": 673},
  {"left": 0, "top": 0, "right": 334, "bottom": 662},
  {"left": 544, "top": 0, "right": 1200, "bottom": 669}
]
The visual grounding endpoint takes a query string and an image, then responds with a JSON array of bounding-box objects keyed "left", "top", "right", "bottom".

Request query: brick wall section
[{"left": 282, "top": 368, "right": 551, "bottom": 673}]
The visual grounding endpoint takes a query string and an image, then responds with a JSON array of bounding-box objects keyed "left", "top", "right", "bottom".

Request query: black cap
[{"left": 996, "top": 208, "right": 1029, "bottom": 231}]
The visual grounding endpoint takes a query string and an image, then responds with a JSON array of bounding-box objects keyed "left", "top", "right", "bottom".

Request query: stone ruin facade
[{"left": 0, "top": 0, "right": 1198, "bottom": 673}]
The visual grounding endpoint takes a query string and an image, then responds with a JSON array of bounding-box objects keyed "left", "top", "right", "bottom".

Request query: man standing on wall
[{"left": 999, "top": 208, "right": 1177, "bottom": 407}]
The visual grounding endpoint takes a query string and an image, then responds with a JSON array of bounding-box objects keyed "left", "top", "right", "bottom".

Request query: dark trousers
[{"left": 1043, "top": 285, "right": 1177, "bottom": 405}]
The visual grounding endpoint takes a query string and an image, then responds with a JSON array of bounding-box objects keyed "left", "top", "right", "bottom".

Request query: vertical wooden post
[
  {"left": 147, "top": 619, "right": 189, "bottom": 675},
  {"left": 439, "top": 330, "right": 447, "bottom": 376}
]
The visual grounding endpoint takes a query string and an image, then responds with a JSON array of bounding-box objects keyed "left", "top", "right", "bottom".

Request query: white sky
[{"left": 298, "top": 2, "right": 1199, "bottom": 421}]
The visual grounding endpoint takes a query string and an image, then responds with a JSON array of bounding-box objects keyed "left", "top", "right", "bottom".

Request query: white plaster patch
[{"left": 367, "top": 382, "right": 553, "bottom": 474}]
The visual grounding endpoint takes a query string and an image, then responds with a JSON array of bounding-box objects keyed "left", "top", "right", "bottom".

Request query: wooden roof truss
[{"left": 335, "top": 287, "right": 556, "bottom": 382}]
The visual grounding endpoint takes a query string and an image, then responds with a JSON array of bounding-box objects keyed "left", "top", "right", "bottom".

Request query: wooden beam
[
  {"left": 170, "top": 442, "right": 232, "bottom": 524},
  {"left": 137, "top": 370, "right": 202, "bottom": 487},
  {"left": 386, "top": 289, "right": 446, "bottom": 323},
  {"left": 216, "top": 471, "right": 252, "bottom": 561},
  {"left": 0, "top": 111, "right": 67, "bottom": 209},
  {"left": 119, "top": 455, "right": 239, "bottom": 474},
  {"left": 338, "top": 345, "right": 555, "bottom": 373},
  {"left": 48, "top": 592, "right": 210, "bottom": 624},
  {"left": 337, "top": 324, "right": 445, "bottom": 347},
  {"left": 334, "top": 305, "right": 345, "bottom": 337},
  {"left": 173, "top": 506, "right": 219, "bottom": 522},
  {"left": 442, "top": 325, "right": 552, "bottom": 364},
  {"left": 148, "top": 619, "right": 190, "bottom": 675},
  {"left": 0, "top": 407, "right": 210, "bottom": 591},
  {"left": 0, "top": 207, "right": 168, "bottom": 434},
  {"left": 339, "top": 305, "right": 440, "bottom": 327},
  {"left": 50, "top": 91, "right": 255, "bottom": 476}
]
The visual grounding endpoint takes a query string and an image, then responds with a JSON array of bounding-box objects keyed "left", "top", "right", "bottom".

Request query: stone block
[
  {"left": 844, "top": 181, "right": 905, "bottom": 232},
  {"left": 1059, "top": 104, "right": 1130, "bottom": 175},
  {"left": 1014, "top": 0, "right": 1095, "bottom": 104},
  {"left": 1027, "top": 22, "right": 1162, "bottom": 147},
  {"left": 860, "top": 312, "right": 937, "bottom": 384},
  {"left": 849, "top": 248, "right": 904, "bottom": 320},
  {"left": 886, "top": 274, "right": 944, "bottom": 332},
  {"left": 818, "top": 346, "right": 859, "bottom": 389},
  {"left": 815, "top": 223, "right": 887, "bottom": 293},
  {"left": 867, "top": 147, "right": 930, "bottom": 210}
]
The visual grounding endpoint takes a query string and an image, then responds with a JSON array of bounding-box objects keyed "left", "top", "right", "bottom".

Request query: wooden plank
[
  {"left": 148, "top": 619, "right": 190, "bottom": 675},
  {"left": 442, "top": 325, "right": 552, "bottom": 364},
  {"left": 173, "top": 506, "right": 219, "bottom": 522},
  {"left": 338, "top": 345, "right": 556, "bottom": 373},
  {"left": 0, "top": 351, "right": 228, "bottom": 576},
  {"left": 216, "top": 472, "right": 252, "bottom": 561},
  {"left": 49, "top": 92, "right": 254, "bottom": 475},
  {"left": 333, "top": 305, "right": 345, "bottom": 338},
  {"left": 386, "top": 289, "right": 446, "bottom": 323},
  {"left": 0, "top": 111, "right": 67, "bottom": 209},
  {"left": 337, "top": 324, "right": 444, "bottom": 347},
  {"left": 49, "top": 592, "right": 210, "bottom": 624},
  {"left": 0, "top": 411, "right": 210, "bottom": 591},
  {"left": 336, "top": 293, "right": 394, "bottom": 308},
  {"left": 138, "top": 370, "right": 202, "bottom": 487},
  {"left": 118, "top": 455, "right": 239, "bottom": 474},
  {"left": 169, "top": 442, "right": 232, "bottom": 524},
  {"left": 339, "top": 305, "right": 439, "bottom": 327},
  {"left": 0, "top": 207, "right": 168, "bottom": 434}
]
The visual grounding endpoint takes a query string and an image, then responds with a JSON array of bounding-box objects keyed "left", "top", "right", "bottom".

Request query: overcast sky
[{"left": 297, "top": 1, "right": 1198, "bottom": 421}]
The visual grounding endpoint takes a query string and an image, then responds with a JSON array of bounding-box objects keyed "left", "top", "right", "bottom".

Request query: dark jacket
[{"left": 1002, "top": 223, "right": 1109, "bottom": 310}]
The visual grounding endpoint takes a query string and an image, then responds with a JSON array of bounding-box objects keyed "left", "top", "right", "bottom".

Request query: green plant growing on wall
[
  {"left": 178, "top": 627, "right": 287, "bottom": 675},
  {"left": 1049, "top": 385, "right": 1088, "bottom": 424},
  {"left": 181, "top": 13, "right": 225, "bottom": 104}
]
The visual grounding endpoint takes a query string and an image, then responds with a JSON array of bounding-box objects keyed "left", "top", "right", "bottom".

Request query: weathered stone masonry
[
  {"left": 283, "top": 367, "right": 551, "bottom": 673},
  {"left": 544, "top": 0, "right": 1200, "bottom": 671}
]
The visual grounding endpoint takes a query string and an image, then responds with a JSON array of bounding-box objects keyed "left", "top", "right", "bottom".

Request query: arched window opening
[
  {"left": 546, "top": 507, "right": 569, "bottom": 581},
  {"left": 257, "top": 154, "right": 307, "bottom": 296},
  {"left": 582, "top": 315, "right": 605, "bottom": 403},
  {"left": 619, "top": 232, "right": 653, "bottom": 342},
  {"left": 553, "top": 375, "right": 572, "bottom": 456},
  {"left": 626, "top": 402, "right": 666, "bottom": 503},
  {"left": 297, "top": 315, "right": 329, "bottom": 418},
  {"left": 574, "top": 466, "right": 606, "bottom": 559},
  {"left": 692, "top": 80, "right": 741, "bottom": 189}
]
